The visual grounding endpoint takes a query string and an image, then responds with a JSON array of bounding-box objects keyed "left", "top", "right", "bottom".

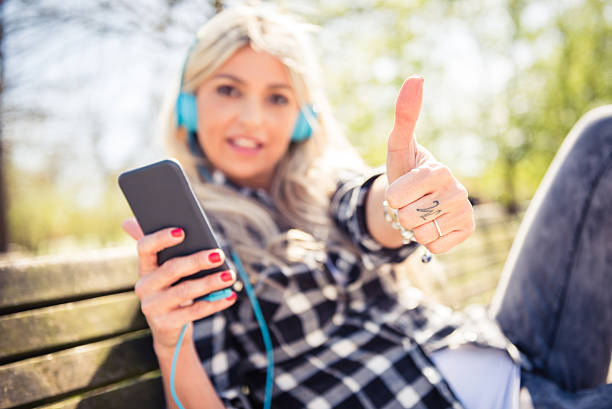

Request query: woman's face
[{"left": 195, "top": 46, "right": 300, "bottom": 190}]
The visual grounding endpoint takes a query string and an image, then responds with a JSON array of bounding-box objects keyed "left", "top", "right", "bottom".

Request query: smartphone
[{"left": 118, "top": 158, "right": 232, "bottom": 302}]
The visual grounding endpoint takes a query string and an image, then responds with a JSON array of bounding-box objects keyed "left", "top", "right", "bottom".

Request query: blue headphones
[
  {"left": 176, "top": 92, "right": 316, "bottom": 142},
  {"left": 175, "top": 42, "right": 317, "bottom": 143}
]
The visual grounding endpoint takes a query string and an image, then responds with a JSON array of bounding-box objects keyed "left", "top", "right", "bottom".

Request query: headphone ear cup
[
  {"left": 176, "top": 92, "right": 198, "bottom": 133},
  {"left": 291, "top": 105, "right": 317, "bottom": 142}
]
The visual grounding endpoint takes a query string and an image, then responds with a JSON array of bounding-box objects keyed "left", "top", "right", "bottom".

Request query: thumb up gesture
[{"left": 384, "top": 77, "right": 474, "bottom": 254}]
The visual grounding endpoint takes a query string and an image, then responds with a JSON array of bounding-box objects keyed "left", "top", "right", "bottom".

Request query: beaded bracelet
[
  {"left": 383, "top": 200, "right": 432, "bottom": 263},
  {"left": 382, "top": 200, "right": 416, "bottom": 244}
]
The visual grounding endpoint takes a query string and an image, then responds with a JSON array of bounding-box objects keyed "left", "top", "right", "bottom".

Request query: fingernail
[
  {"left": 226, "top": 292, "right": 237, "bottom": 300},
  {"left": 220, "top": 271, "right": 233, "bottom": 282},
  {"left": 208, "top": 251, "right": 222, "bottom": 263},
  {"left": 171, "top": 228, "right": 183, "bottom": 237}
]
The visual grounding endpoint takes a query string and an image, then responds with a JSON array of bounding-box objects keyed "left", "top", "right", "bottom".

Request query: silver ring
[{"left": 433, "top": 219, "right": 443, "bottom": 238}]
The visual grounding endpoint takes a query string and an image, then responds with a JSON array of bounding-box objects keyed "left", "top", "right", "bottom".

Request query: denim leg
[
  {"left": 518, "top": 372, "right": 612, "bottom": 409},
  {"left": 489, "top": 105, "right": 612, "bottom": 393}
]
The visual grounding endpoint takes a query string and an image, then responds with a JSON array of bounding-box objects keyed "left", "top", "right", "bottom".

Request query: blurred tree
[
  {"left": 3, "top": 0, "right": 611, "bottom": 253},
  {"left": 2, "top": 0, "right": 218, "bottom": 254},
  {"left": 0, "top": 0, "right": 7, "bottom": 251},
  {"left": 479, "top": 0, "right": 612, "bottom": 212}
]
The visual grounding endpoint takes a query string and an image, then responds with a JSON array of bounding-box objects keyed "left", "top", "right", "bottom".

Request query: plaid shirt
[{"left": 192, "top": 167, "right": 517, "bottom": 409}]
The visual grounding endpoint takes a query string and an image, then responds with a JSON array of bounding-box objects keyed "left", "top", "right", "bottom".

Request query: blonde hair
[{"left": 160, "top": 4, "right": 367, "bottom": 276}]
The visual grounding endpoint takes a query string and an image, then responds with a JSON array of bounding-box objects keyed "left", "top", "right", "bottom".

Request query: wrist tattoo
[{"left": 417, "top": 200, "right": 441, "bottom": 220}]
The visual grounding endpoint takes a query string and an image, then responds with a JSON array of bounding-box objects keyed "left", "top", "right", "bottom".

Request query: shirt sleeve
[
  {"left": 192, "top": 312, "right": 253, "bottom": 409},
  {"left": 329, "top": 166, "right": 419, "bottom": 269}
]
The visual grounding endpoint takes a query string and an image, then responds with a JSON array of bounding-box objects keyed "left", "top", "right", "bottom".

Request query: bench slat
[
  {"left": 0, "top": 292, "right": 146, "bottom": 362},
  {"left": 0, "top": 330, "right": 158, "bottom": 408},
  {"left": 437, "top": 234, "right": 512, "bottom": 258},
  {"left": 38, "top": 374, "right": 165, "bottom": 409},
  {"left": 0, "top": 247, "right": 138, "bottom": 311},
  {"left": 439, "top": 248, "right": 509, "bottom": 279},
  {"left": 443, "top": 266, "right": 504, "bottom": 307}
]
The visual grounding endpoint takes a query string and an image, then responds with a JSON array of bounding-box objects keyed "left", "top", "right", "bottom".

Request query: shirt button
[
  {"left": 402, "top": 339, "right": 412, "bottom": 349},
  {"left": 464, "top": 330, "right": 478, "bottom": 343}
]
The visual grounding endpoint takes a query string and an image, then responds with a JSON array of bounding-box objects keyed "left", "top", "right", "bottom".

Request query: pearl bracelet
[
  {"left": 382, "top": 200, "right": 416, "bottom": 244},
  {"left": 383, "top": 200, "right": 432, "bottom": 263}
]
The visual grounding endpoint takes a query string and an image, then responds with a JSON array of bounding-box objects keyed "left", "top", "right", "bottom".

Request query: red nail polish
[
  {"left": 208, "top": 252, "right": 221, "bottom": 263},
  {"left": 226, "top": 292, "right": 237, "bottom": 300},
  {"left": 220, "top": 271, "right": 233, "bottom": 282},
  {"left": 171, "top": 228, "right": 183, "bottom": 237}
]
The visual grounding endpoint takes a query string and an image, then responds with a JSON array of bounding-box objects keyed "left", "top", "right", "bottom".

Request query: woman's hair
[{"left": 159, "top": 4, "right": 368, "bottom": 275}]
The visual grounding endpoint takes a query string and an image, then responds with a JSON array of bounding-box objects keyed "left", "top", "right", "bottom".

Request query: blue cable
[
  {"left": 170, "top": 323, "right": 188, "bottom": 409},
  {"left": 169, "top": 252, "right": 275, "bottom": 409},
  {"left": 171, "top": 136, "right": 274, "bottom": 407},
  {"left": 231, "top": 250, "right": 275, "bottom": 409}
]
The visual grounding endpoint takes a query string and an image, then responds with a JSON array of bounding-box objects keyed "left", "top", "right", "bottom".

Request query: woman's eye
[
  {"left": 269, "top": 94, "right": 289, "bottom": 105},
  {"left": 217, "top": 85, "right": 240, "bottom": 97}
]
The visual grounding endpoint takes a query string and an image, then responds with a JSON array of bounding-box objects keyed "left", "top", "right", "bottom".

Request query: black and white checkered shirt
[{"left": 192, "top": 167, "right": 517, "bottom": 409}]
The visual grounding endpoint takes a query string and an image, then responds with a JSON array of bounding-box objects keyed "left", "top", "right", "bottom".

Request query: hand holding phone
[
  {"left": 118, "top": 158, "right": 233, "bottom": 302},
  {"left": 122, "top": 221, "right": 238, "bottom": 352}
]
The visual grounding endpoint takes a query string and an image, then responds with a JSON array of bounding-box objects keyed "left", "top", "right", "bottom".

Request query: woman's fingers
[
  {"left": 386, "top": 163, "right": 451, "bottom": 209},
  {"left": 385, "top": 159, "right": 474, "bottom": 253},
  {"left": 422, "top": 228, "right": 474, "bottom": 254},
  {"left": 135, "top": 227, "right": 186, "bottom": 274},
  {"left": 125, "top": 222, "right": 234, "bottom": 350},
  {"left": 149, "top": 293, "right": 237, "bottom": 338},
  {"left": 135, "top": 248, "right": 226, "bottom": 296},
  {"left": 397, "top": 186, "right": 467, "bottom": 230},
  {"left": 121, "top": 217, "right": 145, "bottom": 241},
  {"left": 412, "top": 201, "right": 475, "bottom": 248},
  {"left": 141, "top": 269, "right": 236, "bottom": 316}
]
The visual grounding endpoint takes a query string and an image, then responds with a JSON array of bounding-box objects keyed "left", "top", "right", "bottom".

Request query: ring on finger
[{"left": 433, "top": 219, "right": 443, "bottom": 238}]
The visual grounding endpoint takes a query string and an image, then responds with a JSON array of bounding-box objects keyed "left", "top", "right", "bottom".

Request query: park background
[
  {"left": 1, "top": 0, "right": 611, "bottom": 281},
  {"left": 1, "top": 2, "right": 612, "bottom": 405}
]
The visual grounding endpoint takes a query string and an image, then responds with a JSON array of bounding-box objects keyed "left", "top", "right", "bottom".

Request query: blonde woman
[{"left": 122, "top": 4, "right": 612, "bottom": 409}]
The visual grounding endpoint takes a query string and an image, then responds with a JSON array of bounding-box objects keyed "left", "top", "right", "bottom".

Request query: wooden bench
[
  {"left": 0, "top": 247, "right": 165, "bottom": 409},
  {"left": 0, "top": 204, "right": 609, "bottom": 408}
]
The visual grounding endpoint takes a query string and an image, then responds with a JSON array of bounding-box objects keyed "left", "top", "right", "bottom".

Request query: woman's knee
[{"left": 568, "top": 105, "right": 612, "bottom": 151}]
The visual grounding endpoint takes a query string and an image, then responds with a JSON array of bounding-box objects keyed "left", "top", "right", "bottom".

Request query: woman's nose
[{"left": 238, "top": 99, "right": 264, "bottom": 130}]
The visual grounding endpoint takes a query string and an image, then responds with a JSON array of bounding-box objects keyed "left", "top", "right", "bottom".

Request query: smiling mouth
[{"left": 227, "top": 137, "right": 264, "bottom": 154}]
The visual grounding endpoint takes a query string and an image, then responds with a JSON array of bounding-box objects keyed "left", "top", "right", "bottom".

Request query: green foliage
[
  {"left": 7, "top": 164, "right": 132, "bottom": 255},
  {"left": 481, "top": 0, "right": 612, "bottom": 210},
  {"left": 328, "top": 0, "right": 612, "bottom": 210},
  {"left": 6, "top": 0, "right": 612, "bottom": 252}
]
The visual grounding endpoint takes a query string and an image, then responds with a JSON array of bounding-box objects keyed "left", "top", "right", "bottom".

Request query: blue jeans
[{"left": 489, "top": 106, "right": 612, "bottom": 408}]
